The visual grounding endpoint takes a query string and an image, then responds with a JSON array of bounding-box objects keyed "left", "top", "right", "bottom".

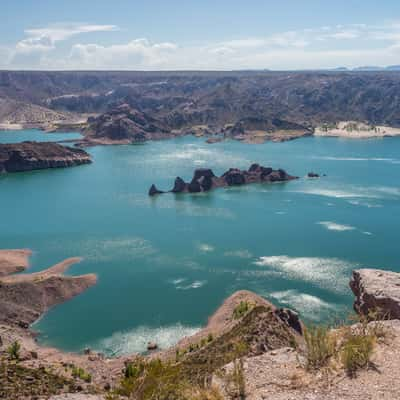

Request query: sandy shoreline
[{"left": 315, "top": 121, "right": 400, "bottom": 139}]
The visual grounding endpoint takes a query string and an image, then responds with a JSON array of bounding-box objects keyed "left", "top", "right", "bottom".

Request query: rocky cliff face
[
  {"left": 0, "top": 141, "right": 91, "bottom": 173},
  {"left": 350, "top": 269, "right": 400, "bottom": 319},
  {"left": 83, "top": 104, "right": 170, "bottom": 144},
  {"left": 149, "top": 163, "right": 297, "bottom": 195}
]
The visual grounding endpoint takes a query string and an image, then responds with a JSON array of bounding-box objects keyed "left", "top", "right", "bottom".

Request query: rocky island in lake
[
  {"left": 0, "top": 141, "right": 91, "bottom": 173},
  {"left": 149, "top": 163, "right": 297, "bottom": 196}
]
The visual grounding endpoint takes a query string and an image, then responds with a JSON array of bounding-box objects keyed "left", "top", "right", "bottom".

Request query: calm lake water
[{"left": 1, "top": 129, "right": 400, "bottom": 356}]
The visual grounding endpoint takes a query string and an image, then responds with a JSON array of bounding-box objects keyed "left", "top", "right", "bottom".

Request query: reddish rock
[{"left": 0, "top": 141, "right": 91, "bottom": 173}]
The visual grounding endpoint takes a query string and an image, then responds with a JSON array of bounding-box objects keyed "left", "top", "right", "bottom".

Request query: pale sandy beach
[{"left": 315, "top": 121, "right": 400, "bottom": 138}]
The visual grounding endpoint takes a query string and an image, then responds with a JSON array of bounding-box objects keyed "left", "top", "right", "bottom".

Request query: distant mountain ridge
[{"left": 2, "top": 70, "right": 400, "bottom": 137}]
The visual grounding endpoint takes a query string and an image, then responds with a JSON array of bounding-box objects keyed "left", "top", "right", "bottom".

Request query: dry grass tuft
[{"left": 304, "top": 326, "right": 336, "bottom": 370}]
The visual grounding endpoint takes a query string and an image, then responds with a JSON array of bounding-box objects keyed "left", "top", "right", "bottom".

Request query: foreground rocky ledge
[
  {"left": 149, "top": 163, "right": 298, "bottom": 196},
  {"left": 0, "top": 141, "right": 91, "bottom": 173},
  {"left": 350, "top": 269, "right": 400, "bottom": 319},
  {"left": 2, "top": 259, "right": 400, "bottom": 399}
]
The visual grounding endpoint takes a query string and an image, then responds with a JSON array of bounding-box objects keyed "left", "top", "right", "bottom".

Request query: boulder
[
  {"left": 148, "top": 184, "right": 163, "bottom": 196},
  {"left": 307, "top": 172, "right": 320, "bottom": 178},
  {"left": 188, "top": 180, "right": 201, "bottom": 193},
  {"left": 274, "top": 308, "right": 303, "bottom": 335},
  {"left": 223, "top": 169, "right": 246, "bottom": 186},
  {"left": 268, "top": 169, "right": 290, "bottom": 182},
  {"left": 193, "top": 168, "right": 215, "bottom": 181},
  {"left": 199, "top": 175, "right": 213, "bottom": 191},
  {"left": 147, "top": 342, "right": 158, "bottom": 351},
  {"left": 171, "top": 177, "right": 187, "bottom": 193},
  {"left": 248, "top": 163, "right": 261, "bottom": 172},
  {"left": 350, "top": 269, "right": 400, "bottom": 319}
]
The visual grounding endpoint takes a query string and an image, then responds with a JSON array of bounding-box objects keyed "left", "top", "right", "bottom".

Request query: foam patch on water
[
  {"left": 51, "top": 236, "right": 157, "bottom": 262},
  {"left": 144, "top": 144, "right": 250, "bottom": 170},
  {"left": 293, "top": 184, "right": 400, "bottom": 200},
  {"left": 312, "top": 156, "right": 400, "bottom": 163},
  {"left": 224, "top": 250, "right": 253, "bottom": 259},
  {"left": 254, "top": 255, "right": 355, "bottom": 293},
  {"left": 176, "top": 280, "right": 207, "bottom": 290},
  {"left": 150, "top": 197, "right": 235, "bottom": 219},
  {"left": 197, "top": 243, "right": 215, "bottom": 252},
  {"left": 270, "top": 290, "right": 336, "bottom": 320},
  {"left": 94, "top": 323, "right": 200, "bottom": 356},
  {"left": 347, "top": 200, "right": 383, "bottom": 208},
  {"left": 170, "top": 278, "right": 186, "bottom": 285},
  {"left": 293, "top": 188, "right": 379, "bottom": 199},
  {"left": 362, "top": 231, "right": 373, "bottom": 236},
  {"left": 317, "top": 221, "right": 356, "bottom": 231}
]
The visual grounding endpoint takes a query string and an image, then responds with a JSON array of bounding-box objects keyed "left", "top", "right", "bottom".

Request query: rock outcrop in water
[
  {"left": 350, "top": 269, "right": 400, "bottom": 319},
  {"left": 0, "top": 141, "right": 91, "bottom": 173},
  {"left": 148, "top": 164, "right": 297, "bottom": 196}
]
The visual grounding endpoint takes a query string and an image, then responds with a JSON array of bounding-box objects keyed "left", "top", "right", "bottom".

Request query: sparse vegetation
[
  {"left": 0, "top": 357, "right": 77, "bottom": 399},
  {"left": 7, "top": 341, "right": 21, "bottom": 361},
  {"left": 71, "top": 366, "right": 92, "bottom": 383},
  {"left": 304, "top": 310, "right": 387, "bottom": 375},
  {"left": 115, "top": 358, "right": 186, "bottom": 399},
  {"left": 304, "top": 326, "right": 336, "bottom": 370},
  {"left": 224, "top": 359, "right": 246, "bottom": 399},
  {"left": 232, "top": 301, "right": 252, "bottom": 320},
  {"left": 341, "top": 331, "right": 375, "bottom": 376},
  {"left": 112, "top": 357, "right": 227, "bottom": 400}
]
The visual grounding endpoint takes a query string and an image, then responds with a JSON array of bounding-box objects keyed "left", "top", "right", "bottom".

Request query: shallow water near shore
[{"left": 1, "top": 129, "right": 400, "bottom": 356}]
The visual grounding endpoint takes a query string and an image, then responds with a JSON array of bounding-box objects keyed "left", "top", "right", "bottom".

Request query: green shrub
[
  {"left": 72, "top": 366, "right": 92, "bottom": 383},
  {"left": 341, "top": 333, "right": 375, "bottom": 376},
  {"left": 232, "top": 301, "right": 252, "bottom": 320},
  {"left": 115, "top": 358, "right": 185, "bottom": 400},
  {"left": 7, "top": 341, "right": 21, "bottom": 360},
  {"left": 304, "top": 326, "right": 336, "bottom": 370},
  {"left": 207, "top": 333, "right": 213, "bottom": 343},
  {"left": 124, "top": 362, "right": 142, "bottom": 379}
]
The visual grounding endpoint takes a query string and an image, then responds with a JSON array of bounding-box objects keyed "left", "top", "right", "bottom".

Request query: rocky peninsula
[
  {"left": 0, "top": 251, "right": 97, "bottom": 328},
  {"left": 149, "top": 163, "right": 297, "bottom": 196},
  {"left": 0, "top": 141, "right": 91, "bottom": 173}
]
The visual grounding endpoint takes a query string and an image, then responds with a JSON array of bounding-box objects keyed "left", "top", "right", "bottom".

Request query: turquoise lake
[{"left": 1, "top": 129, "right": 400, "bottom": 356}]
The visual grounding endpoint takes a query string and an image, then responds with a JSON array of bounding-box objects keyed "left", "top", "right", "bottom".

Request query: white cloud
[
  {"left": 15, "top": 23, "right": 118, "bottom": 54},
  {"left": 69, "top": 38, "right": 178, "bottom": 69},
  {"left": 5, "top": 20, "right": 400, "bottom": 70},
  {"left": 326, "top": 30, "right": 360, "bottom": 40}
]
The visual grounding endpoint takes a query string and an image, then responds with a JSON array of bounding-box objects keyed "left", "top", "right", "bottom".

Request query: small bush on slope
[
  {"left": 341, "top": 332, "right": 375, "bottom": 376},
  {"left": 232, "top": 301, "right": 252, "bottom": 320},
  {"left": 7, "top": 340, "right": 21, "bottom": 360},
  {"left": 304, "top": 326, "right": 336, "bottom": 370}
]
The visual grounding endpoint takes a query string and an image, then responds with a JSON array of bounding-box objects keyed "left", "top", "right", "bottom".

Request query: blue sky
[{"left": 2, "top": 0, "right": 400, "bottom": 70}]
